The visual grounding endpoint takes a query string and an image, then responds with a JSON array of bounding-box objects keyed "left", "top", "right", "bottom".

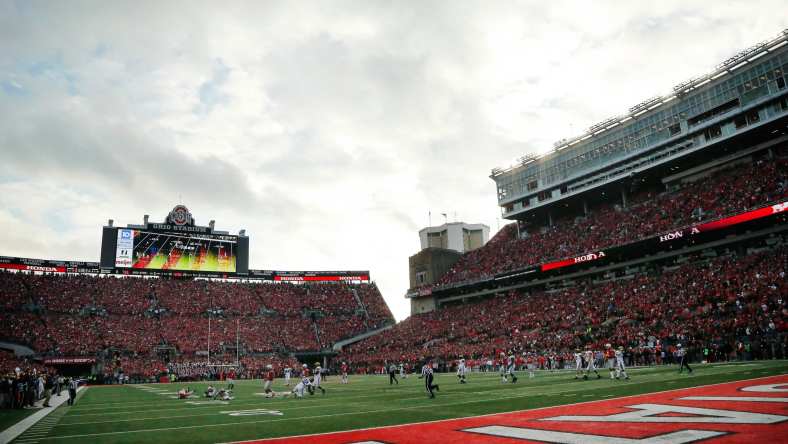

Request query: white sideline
[{"left": 0, "top": 386, "right": 86, "bottom": 444}]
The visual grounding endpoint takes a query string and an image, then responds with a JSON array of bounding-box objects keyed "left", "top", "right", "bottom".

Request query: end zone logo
[
  {"left": 246, "top": 375, "right": 788, "bottom": 444},
  {"left": 772, "top": 201, "right": 788, "bottom": 214},
  {"left": 167, "top": 205, "right": 193, "bottom": 226}
]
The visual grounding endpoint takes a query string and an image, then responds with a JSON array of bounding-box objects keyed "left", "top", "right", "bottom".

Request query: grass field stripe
[
  {"left": 220, "top": 372, "right": 788, "bottom": 444},
  {"left": 58, "top": 366, "right": 779, "bottom": 424},
  {"left": 41, "top": 373, "right": 787, "bottom": 441},
  {"left": 60, "top": 366, "right": 744, "bottom": 416},
  {"left": 61, "top": 368, "right": 680, "bottom": 411},
  {"left": 58, "top": 377, "right": 686, "bottom": 422},
  {"left": 67, "top": 364, "right": 705, "bottom": 408},
  {"left": 58, "top": 374, "right": 769, "bottom": 427}
]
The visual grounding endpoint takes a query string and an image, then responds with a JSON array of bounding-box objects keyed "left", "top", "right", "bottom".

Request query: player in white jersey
[
  {"left": 584, "top": 349, "right": 601, "bottom": 379},
  {"left": 604, "top": 343, "right": 617, "bottom": 380},
  {"left": 499, "top": 353, "right": 508, "bottom": 383},
  {"left": 456, "top": 357, "right": 467, "bottom": 383},
  {"left": 524, "top": 353, "right": 536, "bottom": 379},
  {"left": 573, "top": 350, "right": 584, "bottom": 379},
  {"left": 615, "top": 346, "right": 630, "bottom": 379},
  {"left": 399, "top": 362, "right": 406, "bottom": 379},
  {"left": 312, "top": 364, "right": 326, "bottom": 395},
  {"left": 284, "top": 366, "right": 292, "bottom": 386},
  {"left": 292, "top": 375, "right": 311, "bottom": 398}
]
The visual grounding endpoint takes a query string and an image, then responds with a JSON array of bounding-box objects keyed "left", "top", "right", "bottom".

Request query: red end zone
[{"left": 236, "top": 375, "right": 788, "bottom": 444}]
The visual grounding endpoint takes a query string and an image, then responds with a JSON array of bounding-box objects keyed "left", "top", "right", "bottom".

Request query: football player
[
  {"left": 605, "top": 344, "right": 617, "bottom": 380},
  {"left": 584, "top": 348, "right": 601, "bottom": 379},
  {"left": 499, "top": 352, "right": 508, "bottom": 383},
  {"left": 507, "top": 351, "right": 518, "bottom": 383},
  {"left": 526, "top": 353, "right": 536, "bottom": 379},
  {"left": 573, "top": 349, "right": 584, "bottom": 379},
  {"left": 456, "top": 356, "right": 467, "bottom": 383},
  {"left": 313, "top": 363, "right": 326, "bottom": 395},
  {"left": 340, "top": 362, "right": 349, "bottom": 384},
  {"left": 284, "top": 366, "right": 292, "bottom": 386},
  {"left": 263, "top": 364, "right": 275, "bottom": 394},
  {"left": 292, "top": 374, "right": 311, "bottom": 398},
  {"left": 615, "top": 346, "right": 630, "bottom": 380}
]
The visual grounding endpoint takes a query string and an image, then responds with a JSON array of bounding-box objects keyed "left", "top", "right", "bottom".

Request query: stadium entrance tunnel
[{"left": 49, "top": 362, "right": 94, "bottom": 377}]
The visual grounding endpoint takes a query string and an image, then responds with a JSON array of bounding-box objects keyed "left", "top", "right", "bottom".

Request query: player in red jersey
[
  {"left": 227, "top": 368, "right": 236, "bottom": 390},
  {"left": 340, "top": 362, "right": 349, "bottom": 384},
  {"left": 301, "top": 364, "right": 314, "bottom": 395},
  {"left": 263, "top": 364, "right": 275, "bottom": 394}
]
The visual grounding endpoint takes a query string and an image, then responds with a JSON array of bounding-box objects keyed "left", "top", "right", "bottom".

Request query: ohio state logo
[{"left": 167, "top": 205, "right": 193, "bottom": 226}]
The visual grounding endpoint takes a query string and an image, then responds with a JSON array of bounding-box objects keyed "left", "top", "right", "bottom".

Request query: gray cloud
[{"left": 0, "top": 1, "right": 785, "bottom": 320}]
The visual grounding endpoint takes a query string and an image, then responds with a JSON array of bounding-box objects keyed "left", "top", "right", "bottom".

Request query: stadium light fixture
[
  {"left": 747, "top": 51, "right": 767, "bottom": 62},
  {"left": 239, "top": 229, "right": 246, "bottom": 236},
  {"left": 729, "top": 61, "right": 748, "bottom": 72},
  {"left": 768, "top": 41, "right": 787, "bottom": 51}
]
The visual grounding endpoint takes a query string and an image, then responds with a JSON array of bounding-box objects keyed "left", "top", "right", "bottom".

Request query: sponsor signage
[
  {"left": 406, "top": 287, "right": 433, "bottom": 298},
  {"left": 44, "top": 357, "right": 96, "bottom": 365},
  {"left": 542, "top": 251, "right": 606, "bottom": 272},
  {"left": 115, "top": 229, "right": 134, "bottom": 268},
  {"left": 521, "top": 201, "right": 787, "bottom": 276},
  {"left": 0, "top": 257, "right": 101, "bottom": 274},
  {"left": 0, "top": 263, "right": 66, "bottom": 273},
  {"left": 268, "top": 271, "right": 370, "bottom": 282},
  {"left": 245, "top": 270, "right": 370, "bottom": 282},
  {"left": 655, "top": 200, "right": 788, "bottom": 245}
]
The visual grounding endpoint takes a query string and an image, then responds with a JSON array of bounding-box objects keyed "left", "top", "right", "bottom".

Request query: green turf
[
  {"left": 0, "top": 409, "right": 37, "bottom": 434},
  {"left": 10, "top": 360, "right": 788, "bottom": 444}
]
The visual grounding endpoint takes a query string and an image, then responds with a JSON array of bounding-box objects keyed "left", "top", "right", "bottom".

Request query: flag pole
[{"left": 236, "top": 318, "right": 240, "bottom": 366}]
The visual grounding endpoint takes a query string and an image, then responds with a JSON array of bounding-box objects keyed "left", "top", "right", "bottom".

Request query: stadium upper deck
[{"left": 494, "top": 29, "right": 788, "bottom": 219}]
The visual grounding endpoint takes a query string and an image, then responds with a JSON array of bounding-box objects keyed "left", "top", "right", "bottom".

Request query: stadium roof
[{"left": 491, "top": 28, "right": 788, "bottom": 179}]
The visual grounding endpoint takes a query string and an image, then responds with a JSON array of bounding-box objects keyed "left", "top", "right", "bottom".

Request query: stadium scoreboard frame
[{"left": 100, "top": 204, "right": 250, "bottom": 277}]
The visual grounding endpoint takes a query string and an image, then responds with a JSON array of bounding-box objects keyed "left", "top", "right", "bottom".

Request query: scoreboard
[{"left": 100, "top": 205, "right": 249, "bottom": 277}]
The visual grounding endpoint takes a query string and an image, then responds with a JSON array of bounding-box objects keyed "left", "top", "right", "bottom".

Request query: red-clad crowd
[
  {"left": 340, "top": 245, "right": 787, "bottom": 371},
  {"left": 439, "top": 158, "right": 788, "bottom": 286},
  {"left": 1, "top": 275, "right": 394, "bottom": 365}
]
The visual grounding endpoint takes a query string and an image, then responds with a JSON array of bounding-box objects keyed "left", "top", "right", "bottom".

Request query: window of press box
[
  {"left": 734, "top": 114, "right": 748, "bottom": 129},
  {"left": 746, "top": 110, "right": 760, "bottom": 125}
]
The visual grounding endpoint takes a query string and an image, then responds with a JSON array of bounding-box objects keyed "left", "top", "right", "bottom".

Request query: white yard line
[
  {"left": 40, "top": 373, "right": 788, "bottom": 441},
  {"left": 61, "top": 364, "right": 766, "bottom": 420},
  {"left": 0, "top": 386, "right": 85, "bottom": 444}
]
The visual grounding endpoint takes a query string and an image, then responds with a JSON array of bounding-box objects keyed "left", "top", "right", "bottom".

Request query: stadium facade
[
  {"left": 407, "top": 29, "right": 788, "bottom": 310},
  {"left": 493, "top": 29, "right": 788, "bottom": 221}
]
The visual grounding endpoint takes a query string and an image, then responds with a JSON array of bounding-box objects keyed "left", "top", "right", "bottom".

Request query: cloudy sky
[{"left": 0, "top": 1, "right": 784, "bottom": 320}]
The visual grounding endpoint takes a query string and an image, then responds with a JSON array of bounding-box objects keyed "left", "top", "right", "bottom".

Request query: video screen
[{"left": 114, "top": 229, "right": 236, "bottom": 273}]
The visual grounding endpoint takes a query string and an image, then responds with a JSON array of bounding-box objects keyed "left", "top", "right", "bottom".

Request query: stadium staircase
[
  {"left": 0, "top": 341, "right": 35, "bottom": 357},
  {"left": 350, "top": 288, "right": 370, "bottom": 319},
  {"left": 332, "top": 323, "right": 394, "bottom": 352}
]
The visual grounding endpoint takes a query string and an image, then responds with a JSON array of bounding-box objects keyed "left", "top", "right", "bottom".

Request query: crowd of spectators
[
  {"left": 438, "top": 158, "right": 788, "bottom": 286},
  {"left": 340, "top": 244, "right": 787, "bottom": 372},
  {"left": 1, "top": 274, "right": 394, "bottom": 373},
  {"left": 0, "top": 351, "right": 63, "bottom": 409}
]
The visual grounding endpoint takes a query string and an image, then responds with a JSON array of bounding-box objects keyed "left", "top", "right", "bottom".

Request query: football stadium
[{"left": 2, "top": 5, "right": 788, "bottom": 444}]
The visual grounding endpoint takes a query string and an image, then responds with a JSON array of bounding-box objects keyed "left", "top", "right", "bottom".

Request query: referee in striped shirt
[
  {"left": 677, "top": 344, "right": 693, "bottom": 374},
  {"left": 419, "top": 359, "right": 439, "bottom": 398}
]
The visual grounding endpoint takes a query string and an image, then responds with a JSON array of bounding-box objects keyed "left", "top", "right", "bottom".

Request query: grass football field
[{"left": 7, "top": 360, "right": 788, "bottom": 444}]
